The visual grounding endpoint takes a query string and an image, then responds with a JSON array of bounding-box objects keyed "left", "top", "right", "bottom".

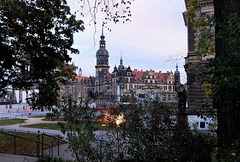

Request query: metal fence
[{"left": 0, "top": 128, "right": 67, "bottom": 158}]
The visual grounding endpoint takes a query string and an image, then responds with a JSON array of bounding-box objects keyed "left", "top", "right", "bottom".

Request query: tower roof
[
  {"left": 126, "top": 66, "right": 132, "bottom": 72},
  {"left": 175, "top": 63, "right": 180, "bottom": 74},
  {"left": 96, "top": 27, "right": 109, "bottom": 57},
  {"left": 118, "top": 55, "right": 124, "bottom": 70},
  {"left": 113, "top": 65, "right": 118, "bottom": 72}
]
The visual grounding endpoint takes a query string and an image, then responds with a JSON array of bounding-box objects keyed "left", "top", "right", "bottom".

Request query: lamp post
[{"left": 116, "top": 119, "right": 120, "bottom": 160}]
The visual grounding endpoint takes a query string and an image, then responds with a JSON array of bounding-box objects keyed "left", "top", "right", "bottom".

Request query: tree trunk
[{"left": 214, "top": 0, "right": 240, "bottom": 150}]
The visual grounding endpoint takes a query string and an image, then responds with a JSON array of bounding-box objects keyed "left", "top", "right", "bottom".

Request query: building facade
[{"left": 183, "top": 0, "right": 214, "bottom": 111}]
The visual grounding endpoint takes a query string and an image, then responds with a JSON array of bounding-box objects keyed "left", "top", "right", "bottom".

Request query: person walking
[{"left": 29, "top": 109, "right": 32, "bottom": 116}]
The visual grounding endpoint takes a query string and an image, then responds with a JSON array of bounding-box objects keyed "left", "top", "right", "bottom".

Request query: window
[
  {"left": 169, "top": 86, "right": 171, "bottom": 91},
  {"left": 163, "top": 97, "right": 166, "bottom": 101},
  {"left": 200, "top": 122, "right": 205, "bottom": 128}
]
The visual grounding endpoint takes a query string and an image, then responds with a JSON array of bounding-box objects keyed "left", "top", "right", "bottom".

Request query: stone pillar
[
  {"left": 19, "top": 90, "right": 22, "bottom": 103},
  {"left": 177, "top": 111, "right": 188, "bottom": 129},
  {"left": 177, "top": 84, "right": 188, "bottom": 129}
]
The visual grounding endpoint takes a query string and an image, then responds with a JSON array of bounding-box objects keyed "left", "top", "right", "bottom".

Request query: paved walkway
[{"left": 0, "top": 153, "right": 38, "bottom": 162}]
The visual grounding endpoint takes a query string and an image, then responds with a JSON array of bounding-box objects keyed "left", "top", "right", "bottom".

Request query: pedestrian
[
  {"left": 23, "top": 106, "right": 25, "bottom": 109},
  {"left": 29, "top": 109, "right": 32, "bottom": 116},
  {"left": 6, "top": 105, "right": 8, "bottom": 109}
]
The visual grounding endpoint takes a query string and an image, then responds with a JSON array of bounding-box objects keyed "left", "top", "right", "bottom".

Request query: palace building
[{"left": 59, "top": 31, "right": 181, "bottom": 104}]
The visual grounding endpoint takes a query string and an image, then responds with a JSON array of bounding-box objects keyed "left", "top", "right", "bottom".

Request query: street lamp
[{"left": 116, "top": 119, "right": 120, "bottom": 160}]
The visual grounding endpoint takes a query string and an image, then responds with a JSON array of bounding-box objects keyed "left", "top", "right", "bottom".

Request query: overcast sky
[{"left": 67, "top": 0, "right": 187, "bottom": 83}]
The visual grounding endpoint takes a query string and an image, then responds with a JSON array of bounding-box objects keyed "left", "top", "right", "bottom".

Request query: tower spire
[
  {"left": 118, "top": 52, "right": 124, "bottom": 70},
  {"left": 99, "top": 26, "right": 106, "bottom": 49},
  {"left": 101, "top": 24, "right": 104, "bottom": 36},
  {"left": 120, "top": 51, "right": 123, "bottom": 65}
]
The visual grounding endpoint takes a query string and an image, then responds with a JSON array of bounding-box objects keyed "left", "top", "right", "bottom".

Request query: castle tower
[
  {"left": 78, "top": 68, "right": 82, "bottom": 77},
  {"left": 174, "top": 64, "right": 181, "bottom": 91},
  {"left": 95, "top": 28, "right": 109, "bottom": 79}
]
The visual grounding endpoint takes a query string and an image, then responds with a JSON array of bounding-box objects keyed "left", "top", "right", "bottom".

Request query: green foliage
[
  {"left": 216, "top": 138, "right": 240, "bottom": 161},
  {"left": 120, "top": 94, "right": 137, "bottom": 102},
  {"left": 185, "top": 0, "right": 215, "bottom": 57},
  {"left": 208, "top": 13, "right": 240, "bottom": 107},
  {"left": 195, "top": 17, "right": 215, "bottom": 56},
  {"left": 106, "top": 102, "right": 217, "bottom": 161},
  {"left": 59, "top": 97, "right": 100, "bottom": 161},
  {"left": 0, "top": 0, "right": 84, "bottom": 109},
  {"left": 60, "top": 97, "right": 217, "bottom": 161},
  {"left": 185, "top": 0, "right": 199, "bottom": 20}
]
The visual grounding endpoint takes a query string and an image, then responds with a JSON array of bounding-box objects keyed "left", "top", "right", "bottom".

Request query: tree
[
  {"left": 75, "top": 0, "right": 133, "bottom": 31},
  {"left": 108, "top": 101, "right": 217, "bottom": 161},
  {"left": 0, "top": 0, "right": 83, "bottom": 109},
  {"left": 59, "top": 97, "right": 99, "bottom": 161},
  {"left": 59, "top": 96, "right": 217, "bottom": 161},
  {"left": 214, "top": 0, "right": 240, "bottom": 152}
]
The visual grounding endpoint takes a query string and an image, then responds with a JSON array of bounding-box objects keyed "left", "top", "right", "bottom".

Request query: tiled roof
[
  {"left": 75, "top": 76, "right": 92, "bottom": 82},
  {"left": 132, "top": 70, "right": 170, "bottom": 82},
  {"left": 153, "top": 72, "right": 170, "bottom": 80},
  {"left": 75, "top": 70, "right": 171, "bottom": 84},
  {"left": 132, "top": 71, "right": 145, "bottom": 83}
]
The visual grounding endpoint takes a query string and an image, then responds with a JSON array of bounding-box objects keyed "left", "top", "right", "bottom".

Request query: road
[{"left": 0, "top": 103, "right": 49, "bottom": 119}]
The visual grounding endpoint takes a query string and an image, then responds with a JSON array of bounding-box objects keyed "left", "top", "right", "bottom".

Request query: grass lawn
[
  {"left": 0, "top": 119, "right": 27, "bottom": 125},
  {"left": 42, "top": 117, "right": 64, "bottom": 121},
  {"left": 23, "top": 122, "right": 110, "bottom": 130},
  {"left": 23, "top": 123, "right": 61, "bottom": 130},
  {"left": 0, "top": 130, "right": 64, "bottom": 156}
]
